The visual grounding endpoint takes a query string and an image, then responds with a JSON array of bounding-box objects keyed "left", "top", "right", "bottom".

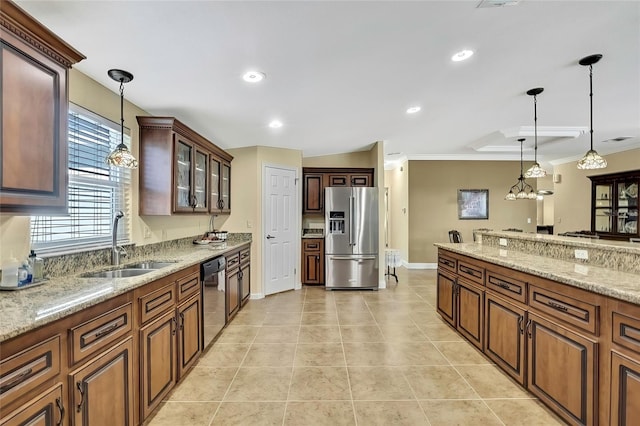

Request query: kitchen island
[{"left": 435, "top": 231, "right": 639, "bottom": 425}]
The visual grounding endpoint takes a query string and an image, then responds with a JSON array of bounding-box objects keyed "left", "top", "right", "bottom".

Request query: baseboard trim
[
  {"left": 250, "top": 293, "right": 265, "bottom": 300},
  {"left": 404, "top": 262, "right": 437, "bottom": 270},
  {"left": 378, "top": 278, "right": 387, "bottom": 289}
]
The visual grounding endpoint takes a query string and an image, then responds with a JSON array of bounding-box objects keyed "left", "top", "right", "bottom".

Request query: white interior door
[{"left": 263, "top": 165, "right": 298, "bottom": 295}]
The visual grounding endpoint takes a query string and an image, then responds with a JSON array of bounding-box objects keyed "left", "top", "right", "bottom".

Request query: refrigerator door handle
[
  {"left": 328, "top": 255, "right": 377, "bottom": 260},
  {"left": 349, "top": 196, "right": 354, "bottom": 246}
]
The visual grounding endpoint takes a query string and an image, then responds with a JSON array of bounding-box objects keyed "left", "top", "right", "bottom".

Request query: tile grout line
[{"left": 335, "top": 292, "right": 360, "bottom": 426}]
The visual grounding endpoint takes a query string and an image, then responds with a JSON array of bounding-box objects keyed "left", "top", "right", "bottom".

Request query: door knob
[{"left": 266, "top": 235, "right": 275, "bottom": 239}]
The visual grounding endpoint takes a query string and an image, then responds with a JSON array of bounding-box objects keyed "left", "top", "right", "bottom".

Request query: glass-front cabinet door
[
  {"left": 616, "top": 179, "right": 638, "bottom": 236},
  {"left": 589, "top": 170, "right": 640, "bottom": 240},
  {"left": 594, "top": 183, "right": 612, "bottom": 233},
  {"left": 174, "top": 138, "right": 193, "bottom": 212},
  {"left": 221, "top": 162, "right": 231, "bottom": 212},
  {"left": 210, "top": 156, "right": 221, "bottom": 211},
  {"left": 193, "top": 149, "right": 209, "bottom": 212}
]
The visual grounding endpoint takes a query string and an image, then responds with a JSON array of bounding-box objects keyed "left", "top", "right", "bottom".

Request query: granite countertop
[
  {"left": 0, "top": 240, "right": 251, "bottom": 343},
  {"left": 435, "top": 242, "right": 640, "bottom": 305}
]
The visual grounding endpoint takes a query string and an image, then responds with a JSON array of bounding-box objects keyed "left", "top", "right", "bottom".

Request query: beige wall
[
  {"left": 370, "top": 142, "right": 386, "bottom": 286},
  {"left": 407, "top": 160, "right": 538, "bottom": 264},
  {"left": 302, "top": 150, "right": 375, "bottom": 168},
  {"left": 384, "top": 160, "right": 409, "bottom": 262},
  {"left": 553, "top": 148, "right": 640, "bottom": 234}
]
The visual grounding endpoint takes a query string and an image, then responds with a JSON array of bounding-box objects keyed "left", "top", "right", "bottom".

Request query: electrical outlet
[
  {"left": 527, "top": 218, "right": 532, "bottom": 224},
  {"left": 575, "top": 249, "right": 588, "bottom": 260},
  {"left": 247, "top": 220, "right": 252, "bottom": 228},
  {"left": 499, "top": 238, "right": 508, "bottom": 247},
  {"left": 143, "top": 226, "right": 151, "bottom": 239},
  {"left": 161, "top": 229, "right": 167, "bottom": 240}
]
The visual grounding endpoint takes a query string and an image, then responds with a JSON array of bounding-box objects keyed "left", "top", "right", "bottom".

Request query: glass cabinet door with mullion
[
  {"left": 590, "top": 170, "right": 640, "bottom": 240},
  {"left": 210, "top": 157, "right": 221, "bottom": 211},
  {"left": 193, "top": 148, "right": 209, "bottom": 212},
  {"left": 174, "top": 138, "right": 193, "bottom": 212},
  {"left": 221, "top": 162, "right": 231, "bottom": 212},
  {"left": 616, "top": 178, "right": 638, "bottom": 236},
  {"left": 593, "top": 183, "right": 613, "bottom": 233}
]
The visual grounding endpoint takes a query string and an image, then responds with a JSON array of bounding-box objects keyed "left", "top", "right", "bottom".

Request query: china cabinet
[{"left": 589, "top": 170, "right": 639, "bottom": 240}]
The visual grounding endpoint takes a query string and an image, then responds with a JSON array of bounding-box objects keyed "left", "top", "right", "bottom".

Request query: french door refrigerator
[{"left": 325, "top": 187, "right": 379, "bottom": 289}]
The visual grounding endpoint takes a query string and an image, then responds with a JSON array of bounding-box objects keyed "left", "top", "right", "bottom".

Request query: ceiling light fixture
[
  {"left": 577, "top": 54, "right": 607, "bottom": 170},
  {"left": 105, "top": 69, "right": 138, "bottom": 169},
  {"left": 452, "top": 49, "right": 474, "bottom": 62},
  {"left": 243, "top": 71, "right": 266, "bottom": 83},
  {"left": 268, "top": 120, "right": 283, "bottom": 129},
  {"left": 505, "top": 138, "right": 537, "bottom": 201},
  {"left": 406, "top": 106, "right": 421, "bottom": 114},
  {"left": 524, "top": 87, "right": 547, "bottom": 178}
]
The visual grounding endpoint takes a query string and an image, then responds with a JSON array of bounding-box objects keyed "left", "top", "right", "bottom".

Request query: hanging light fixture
[
  {"left": 105, "top": 69, "right": 138, "bottom": 169},
  {"left": 577, "top": 54, "right": 607, "bottom": 170},
  {"left": 505, "top": 138, "right": 537, "bottom": 201},
  {"left": 524, "top": 87, "right": 547, "bottom": 178}
]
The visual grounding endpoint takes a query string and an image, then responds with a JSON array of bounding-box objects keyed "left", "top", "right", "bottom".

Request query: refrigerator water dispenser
[{"left": 328, "top": 211, "right": 345, "bottom": 234}]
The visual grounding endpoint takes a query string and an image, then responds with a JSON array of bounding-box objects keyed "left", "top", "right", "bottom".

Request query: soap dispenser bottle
[{"left": 28, "top": 250, "right": 44, "bottom": 282}]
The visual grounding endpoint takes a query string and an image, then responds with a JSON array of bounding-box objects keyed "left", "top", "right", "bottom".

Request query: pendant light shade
[
  {"left": 505, "top": 138, "right": 537, "bottom": 201},
  {"left": 577, "top": 54, "right": 606, "bottom": 170},
  {"left": 524, "top": 87, "right": 547, "bottom": 178},
  {"left": 106, "top": 69, "right": 138, "bottom": 169}
]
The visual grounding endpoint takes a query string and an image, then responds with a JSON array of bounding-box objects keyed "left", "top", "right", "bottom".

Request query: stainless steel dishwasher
[{"left": 201, "top": 256, "right": 226, "bottom": 349}]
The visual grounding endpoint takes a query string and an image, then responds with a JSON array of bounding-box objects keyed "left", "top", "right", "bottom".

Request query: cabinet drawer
[
  {"left": 139, "top": 284, "right": 176, "bottom": 324},
  {"left": 177, "top": 272, "right": 200, "bottom": 302},
  {"left": 0, "top": 336, "right": 61, "bottom": 409},
  {"left": 457, "top": 260, "right": 485, "bottom": 285},
  {"left": 612, "top": 311, "right": 640, "bottom": 355},
  {"left": 437, "top": 252, "right": 457, "bottom": 273},
  {"left": 69, "top": 303, "right": 132, "bottom": 365},
  {"left": 486, "top": 271, "right": 526, "bottom": 304},
  {"left": 226, "top": 252, "right": 240, "bottom": 270},
  {"left": 303, "top": 240, "right": 323, "bottom": 252},
  {"left": 529, "top": 285, "right": 599, "bottom": 335},
  {"left": 240, "top": 248, "right": 250, "bottom": 264}
]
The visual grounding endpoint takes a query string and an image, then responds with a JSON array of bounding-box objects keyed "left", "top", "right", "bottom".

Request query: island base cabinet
[
  {"left": 0, "top": 383, "right": 65, "bottom": 426},
  {"left": 456, "top": 279, "right": 484, "bottom": 350},
  {"left": 527, "top": 313, "right": 597, "bottom": 426},
  {"left": 139, "top": 311, "right": 176, "bottom": 420},
  {"left": 68, "top": 338, "right": 134, "bottom": 426},
  {"left": 436, "top": 270, "right": 456, "bottom": 327},
  {"left": 484, "top": 294, "right": 526, "bottom": 386},
  {"left": 610, "top": 351, "right": 640, "bottom": 425}
]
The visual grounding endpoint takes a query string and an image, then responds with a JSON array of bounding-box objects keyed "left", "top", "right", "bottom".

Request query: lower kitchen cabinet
[
  {"left": 436, "top": 269, "right": 456, "bottom": 327},
  {"left": 456, "top": 278, "right": 484, "bottom": 350},
  {"left": 526, "top": 312, "right": 597, "bottom": 426},
  {"left": 0, "top": 383, "right": 65, "bottom": 426},
  {"left": 177, "top": 294, "right": 202, "bottom": 379},
  {"left": 69, "top": 337, "right": 134, "bottom": 426},
  {"left": 139, "top": 311, "right": 176, "bottom": 419},
  {"left": 240, "top": 256, "right": 251, "bottom": 306},
  {"left": 610, "top": 350, "right": 640, "bottom": 425},
  {"left": 226, "top": 244, "right": 251, "bottom": 318},
  {"left": 226, "top": 262, "right": 240, "bottom": 321},
  {"left": 484, "top": 293, "right": 527, "bottom": 385},
  {"left": 302, "top": 239, "right": 324, "bottom": 285}
]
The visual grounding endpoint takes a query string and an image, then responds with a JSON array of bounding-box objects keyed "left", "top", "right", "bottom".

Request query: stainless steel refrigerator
[{"left": 325, "top": 187, "right": 379, "bottom": 289}]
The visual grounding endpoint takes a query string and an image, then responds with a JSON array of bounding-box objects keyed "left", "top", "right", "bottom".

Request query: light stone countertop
[
  {"left": 435, "top": 242, "right": 640, "bottom": 305},
  {"left": 0, "top": 240, "right": 251, "bottom": 343}
]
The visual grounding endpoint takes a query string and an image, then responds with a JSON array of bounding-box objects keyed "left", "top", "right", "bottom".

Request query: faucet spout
[{"left": 112, "top": 211, "right": 125, "bottom": 265}]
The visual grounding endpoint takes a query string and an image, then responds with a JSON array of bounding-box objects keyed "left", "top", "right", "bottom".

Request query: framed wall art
[{"left": 458, "top": 189, "right": 489, "bottom": 220}]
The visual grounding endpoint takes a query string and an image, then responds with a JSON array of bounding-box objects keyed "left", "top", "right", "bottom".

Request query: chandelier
[{"left": 505, "top": 138, "right": 537, "bottom": 201}]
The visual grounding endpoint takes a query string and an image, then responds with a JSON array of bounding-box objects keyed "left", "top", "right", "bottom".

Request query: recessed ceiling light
[
  {"left": 406, "top": 106, "right": 421, "bottom": 114},
  {"left": 242, "top": 71, "right": 266, "bottom": 83},
  {"left": 268, "top": 120, "right": 283, "bottom": 129},
  {"left": 451, "top": 49, "right": 474, "bottom": 62}
]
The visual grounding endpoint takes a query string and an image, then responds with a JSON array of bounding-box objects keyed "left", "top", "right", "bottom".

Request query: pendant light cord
[
  {"left": 533, "top": 94, "right": 538, "bottom": 162},
  {"left": 589, "top": 64, "right": 594, "bottom": 151},
  {"left": 119, "top": 80, "right": 125, "bottom": 147}
]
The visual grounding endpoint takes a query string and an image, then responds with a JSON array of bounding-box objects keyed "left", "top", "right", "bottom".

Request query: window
[{"left": 30, "top": 104, "right": 132, "bottom": 254}]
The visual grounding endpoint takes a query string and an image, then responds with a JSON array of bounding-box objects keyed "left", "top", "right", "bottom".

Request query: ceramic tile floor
[{"left": 146, "top": 268, "right": 565, "bottom": 426}]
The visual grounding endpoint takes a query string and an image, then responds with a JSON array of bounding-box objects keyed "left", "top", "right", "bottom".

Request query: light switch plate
[
  {"left": 575, "top": 249, "right": 589, "bottom": 260},
  {"left": 499, "top": 238, "right": 508, "bottom": 247}
]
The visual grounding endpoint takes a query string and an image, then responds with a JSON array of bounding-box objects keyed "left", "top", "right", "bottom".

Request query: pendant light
[
  {"left": 524, "top": 87, "right": 547, "bottom": 178},
  {"left": 505, "top": 138, "right": 537, "bottom": 201},
  {"left": 577, "top": 54, "right": 607, "bottom": 170},
  {"left": 105, "top": 69, "right": 138, "bottom": 169}
]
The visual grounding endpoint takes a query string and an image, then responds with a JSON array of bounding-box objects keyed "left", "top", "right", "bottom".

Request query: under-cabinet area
[
  {"left": 0, "top": 241, "right": 252, "bottom": 426},
  {"left": 436, "top": 247, "right": 640, "bottom": 426}
]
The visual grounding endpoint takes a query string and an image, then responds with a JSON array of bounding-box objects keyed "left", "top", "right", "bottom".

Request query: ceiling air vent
[
  {"left": 477, "top": 0, "right": 521, "bottom": 8},
  {"left": 602, "top": 136, "right": 633, "bottom": 143}
]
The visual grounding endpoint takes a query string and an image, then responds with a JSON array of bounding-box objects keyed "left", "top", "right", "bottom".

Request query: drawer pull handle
[
  {"left": 548, "top": 301, "right": 569, "bottom": 312},
  {"left": 0, "top": 368, "right": 33, "bottom": 393},
  {"left": 56, "top": 397, "right": 65, "bottom": 426},
  {"left": 76, "top": 381, "right": 85, "bottom": 413},
  {"left": 94, "top": 322, "right": 119, "bottom": 339},
  {"left": 459, "top": 265, "right": 480, "bottom": 277},
  {"left": 497, "top": 282, "right": 511, "bottom": 291}
]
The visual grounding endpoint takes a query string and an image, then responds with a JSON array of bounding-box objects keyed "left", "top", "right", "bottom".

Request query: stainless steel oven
[{"left": 201, "top": 256, "right": 226, "bottom": 349}]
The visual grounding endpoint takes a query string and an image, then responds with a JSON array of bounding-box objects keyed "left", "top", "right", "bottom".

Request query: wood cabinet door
[
  {"left": 173, "top": 136, "right": 195, "bottom": 213},
  {"left": 220, "top": 161, "right": 231, "bottom": 213},
  {"left": 303, "top": 173, "right": 324, "bottom": 213},
  {"left": 610, "top": 350, "right": 640, "bottom": 426},
  {"left": 303, "top": 252, "right": 322, "bottom": 284},
  {"left": 0, "top": 383, "right": 65, "bottom": 426},
  {"left": 240, "top": 262, "right": 251, "bottom": 305},
  {"left": 192, "top": 148, "right": 209, "bottom": 213},
  {"left": 527, "top": 312, "right": 596, "bottom": 426},
  {"left": 436, "top": 270, "right": 456, "bottom": 327},
  {"left": 210, "top": 156, "right": 221, "bottom": 211},
  {"left": 177, "top": 295, "right": 202, "bottom": 380},
  {"left": 350, "top": 174, "right": 371, "bottom": 187},
  {"left": 226, "top": 268, "right": 240, "bottom": 321},
  {"left": 140, "top": 311, "right": 176, "bottom": 420},
  {"left": 456, "top": 279, "right": 484, "bottom": 350},
  {"left": 484, "top": 294, "right": 526, "bottom": 385},
  {"left": 69, "top": 338, "right": 134, "bottom": 426}
]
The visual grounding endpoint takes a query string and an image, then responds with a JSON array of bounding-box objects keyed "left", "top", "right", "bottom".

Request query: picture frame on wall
[{"left": 458, "top": 189, "right": 489, "bottom": 220}]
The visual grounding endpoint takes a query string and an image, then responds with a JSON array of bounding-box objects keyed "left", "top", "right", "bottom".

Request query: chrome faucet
[{"left": 111, "top": 211, "right": 127, "bottom": 265}]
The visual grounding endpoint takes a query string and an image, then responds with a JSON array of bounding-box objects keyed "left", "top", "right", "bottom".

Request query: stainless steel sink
[
  {"left": 81, "top": 269, "right": 153, "bottom": 279},
  {"left": 124, "top": 261, "right": 178, "bottom": 270}
]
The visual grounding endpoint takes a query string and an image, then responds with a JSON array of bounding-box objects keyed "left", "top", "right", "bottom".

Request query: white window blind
[{"left": 31, "top": 104, "right": 132, "bottom": 254}]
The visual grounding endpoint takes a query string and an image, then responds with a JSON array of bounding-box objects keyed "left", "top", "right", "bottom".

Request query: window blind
[{"left": 31, "top": 104, "right": 132, "bottom": 254}]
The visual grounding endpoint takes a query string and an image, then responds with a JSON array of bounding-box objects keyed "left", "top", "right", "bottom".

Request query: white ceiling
[{"left": 15, "top": 0, "right": 640, "bottom": 167}]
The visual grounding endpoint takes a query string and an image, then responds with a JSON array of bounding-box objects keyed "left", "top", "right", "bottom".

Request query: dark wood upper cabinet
[
  {"left": 136, "top": 116, "right": 233, "bottom": 215},
  {"left": 0, "top": 0, "right": 85, "bottom": 214},
  {"left": 589, "top": 169, "right": 639, "bottom": 240},
  {"left": 302, "top": 167, "right": 374, "bottom": 214}
]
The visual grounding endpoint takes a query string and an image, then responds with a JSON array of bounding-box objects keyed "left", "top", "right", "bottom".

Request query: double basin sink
[{"left": 81, "top": 261, "right": 178, "bottom": 279}]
